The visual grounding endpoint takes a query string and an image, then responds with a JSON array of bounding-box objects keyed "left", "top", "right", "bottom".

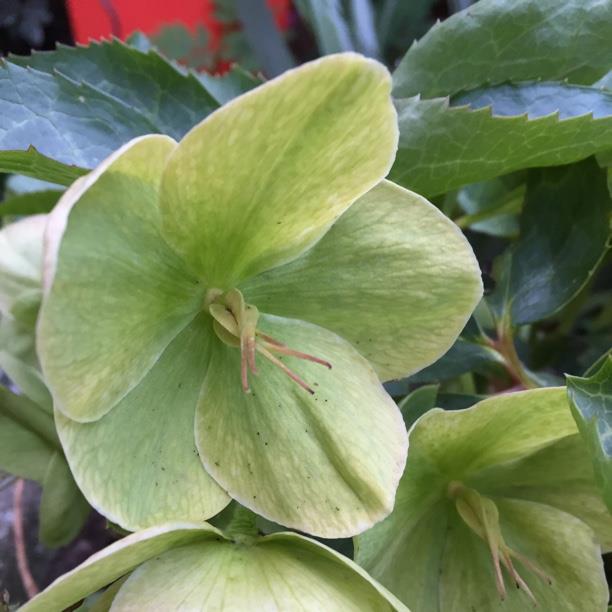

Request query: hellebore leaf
[
  {"left": 406, "top": 338, "right": 504, "bottom": 384},
  {"left": 453, "top": 82, "right": 612, "bottom": 120},
  {"left": 391, "top": 94, "right": 612, "bottom": 198},
  {"left": 455, "top": 173, "right": 525, "bottom": 238},
  {"left": 241, "top": 181, "right": 483, "bottom": 381},
  {"left": 398, "top": 384, "right": 439, "bottom": 430},
  {"left": 196, "top": 315, "right": 407, "bottom": 537},
  {"left": 56, "top": 314, "right": 229, "bottom": 531},
  {"left": 0, "top": 62, "right": 158, "bottom": 169},
  {"left": 0, "top": 39, "right": 228, "bottom": 182},
  {"left": 567, "top": 356, "right": 612, "bottom": 513},
  {"left": 393, "top": 0, "right": 612, "bottom": 98},
  {"left": 24, "top": 524, "right": 407, "bottom": 612},
  {"left": 8, "top": 39, "right": 219, "bottom": 142},
  {"left": 491, "top": 158, "right": 611, "bottom": 325},
  {"left": 38, "top": 135, "right": 206, "bottom": 422},
  {"left": 20, "top": 523, "right": 219, "bottom": 612},
  {"left": 38, "top": 451, "right": 90, "bottom": 548},
  {"left": 159, "top": 53, "right": 398, "bottom": 286},
  {"left": 355, "top": 388, "right": 611, "bottom": 611}
]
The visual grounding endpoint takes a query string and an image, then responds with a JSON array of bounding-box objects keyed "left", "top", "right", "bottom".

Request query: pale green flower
[
  {"left": 38, "top": 53, "right": 482, "bottom": 537},
  {"left": 22, "top": 518, "right": 408, "bottom": 612},
  {"left": 355, "top": 388, "right": 612, "bottom": 611}
]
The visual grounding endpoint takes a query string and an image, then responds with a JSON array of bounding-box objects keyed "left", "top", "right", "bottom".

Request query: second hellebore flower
[{"left": 38, "top": 54, "right": 482, "bottom": 537}]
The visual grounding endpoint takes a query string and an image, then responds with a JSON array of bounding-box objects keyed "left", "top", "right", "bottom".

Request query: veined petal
[
  {"left": 471, "top": 433, "right": 612, "bottom": 551},
  {"left": 195, "top": 315, "right": 407, "bottom": 538},
  {"left": 38, "top": 135, "right": 205, "bottom": 422},
  {"left": 56, "top": 315, "right": 229, "bottom": 531},
  {"left": 21, "top": 523, "right": 220, "bottom": 612},
  {"left": 412, "top": 388, "right": 577, "bottom": 478},
  {"left": 160, "top": 53, "right": 398, "bottom": 287},
  {"left": 241, "top": 180, "right": 482, "bottom": 381},
  {"left": 111, "top": 532, "right": 407, "bottom": 611}
]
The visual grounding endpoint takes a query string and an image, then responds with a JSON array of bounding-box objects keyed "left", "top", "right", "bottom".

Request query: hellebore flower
[
  {"left": 355, "top": 388, "right": 612, "bottom": 611},
  {"left": 22, "top": 513, "right": 408, "bottom": 612},
  {"left": 0, "top": 216, "right": 90, "bottom": 547},
  {"left": 38, "top": 54, "right": 482, "bottom": 537},
  {"left": 0, "top": 214, "right": 50, "bottom": 408}
]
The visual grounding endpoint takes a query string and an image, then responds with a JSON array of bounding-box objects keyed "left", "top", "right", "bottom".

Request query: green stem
[{"left": 495, "top": 322, "right": 538, "bottom": 389}]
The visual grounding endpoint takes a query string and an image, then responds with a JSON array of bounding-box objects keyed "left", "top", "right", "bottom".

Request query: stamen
[
  {"left": 256, "top": 344, "right": 315, "bottom": 394},
  {"left": 258, "top": 333, "right": 332, "bottom": 369},
  {"left": 208, "top": 288, "right": 331, "bottom": 394},
  {"left": 450, "top": 483, "right": 549, "bottom": 605}
]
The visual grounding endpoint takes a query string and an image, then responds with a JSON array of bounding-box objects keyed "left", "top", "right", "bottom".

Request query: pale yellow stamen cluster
[{"left": 207, "top": 288, "right": 331, "bottom": 394}]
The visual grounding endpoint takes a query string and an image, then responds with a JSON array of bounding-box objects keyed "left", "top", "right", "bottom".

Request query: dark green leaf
[
  {"left": 408, "top": 338, "right": 504, "bottom": 384},
  {"left": 39, "top": 452, "right": 90, "bottom": 548},
  {"left": 453, "top": 82, "right": 612, "bottom": 120},
  {"left": 0, "top": 61, "right": 158, "bottom": 169},
  {"left": 197, "top": 67, "right": 262, "bottom": 106},
  {"left": 436, "top": 392, "right": 484, "bottom": 411},
  {"left": 392, "top": 93, "right": 612, "bottom": 197},
  {"left": 455, "top": 174, "right": 525, "bottom": 237},
  {"left": 8, "top": 40, "right": 219, "bottom": 141},
  {"left": 0, "top": 189, "right": 61, "bottom": 216},
  {"left": 567, "top": 356, "right": 612, "bottom": 512},
  {"left": 393, "top": 0, "right": 612, "bottom": 98},
  {"left": 398, "top": 384, "right": 439, "bottom": 429},
  {"left": 377, "top": 0, "right": 432, "bottom": 51},
  {"left": 495, "top": 158, "right": 611, "bottom": 325}
]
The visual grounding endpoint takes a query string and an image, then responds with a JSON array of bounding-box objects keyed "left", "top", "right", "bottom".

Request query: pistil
[
  {"left": 448, "top": 481, "right": 552, "bottom": 604},
  {"left": 208, "top": 288, "right": 331, "bottom": 394}
]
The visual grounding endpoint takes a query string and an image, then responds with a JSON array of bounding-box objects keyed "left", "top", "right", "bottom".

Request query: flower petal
[
  {"left": 111, "top": 532, "right": 406, "bottom": 611},
  {"left": 412, "top": 387, "right": 577, "bottom": 477},
  {"left": 21, "top": 523, "right": 220, "bottom": 612},
  {"left": 159, "top": 53, "right": 398, "bottom": 286},
  {"left": 195, "top": 315, "right": 407, "bottom": 538},
  {"left": 241, "top": 180, "right": 482, "bottom": 381},
  {"left": 56, "top": 315, "right": 229, "bottom": 531},
  {"left": 0, "top": 214, "right": 45, "bottom": 317},
  {"left": 38, "top": 135, "right": 206, "bottom": 422},
  {"left": 472, "top": 433, "right": 612, "bottom": 551}
]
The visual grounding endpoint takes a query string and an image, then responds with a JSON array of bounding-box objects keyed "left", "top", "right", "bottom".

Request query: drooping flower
[
  {"left": 22, "top": 512, "right": 408, "bottom": 612},
  {"left": 38, "top": 53, "right": 482, "bottom": 536},
  {"left": 355, "top": 388, "right": 612, "bottom": 611}
]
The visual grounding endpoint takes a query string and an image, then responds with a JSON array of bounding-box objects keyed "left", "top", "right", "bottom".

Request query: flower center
[
  {"left": 206, "top": 288, "right": 331, "bottom": 394},
  {"left": 448, "top": 481, "right": 552, "bottom": 603}
]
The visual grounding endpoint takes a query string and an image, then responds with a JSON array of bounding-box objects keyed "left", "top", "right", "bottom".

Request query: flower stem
[{"left": 494, "top": 321, "right": 537, "bottom": 389}]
